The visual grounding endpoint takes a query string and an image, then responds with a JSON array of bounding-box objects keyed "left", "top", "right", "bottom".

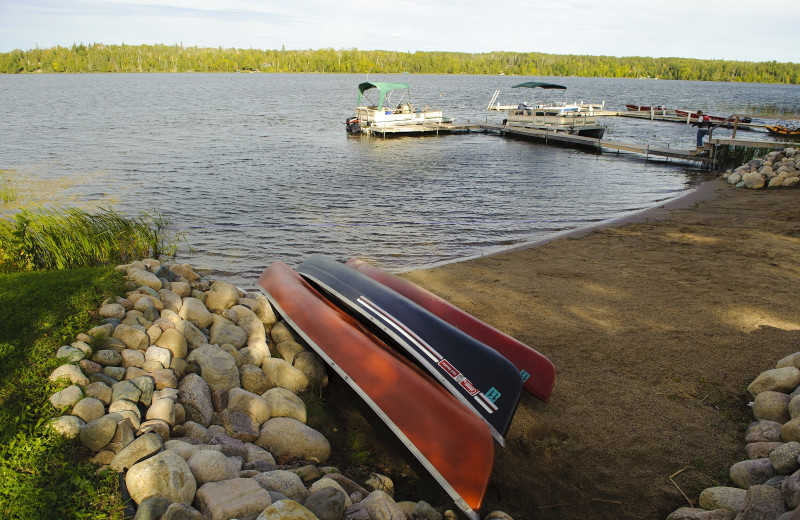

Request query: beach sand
[{"left": 399, "top": 180, "right": 800, "bottom": 519}]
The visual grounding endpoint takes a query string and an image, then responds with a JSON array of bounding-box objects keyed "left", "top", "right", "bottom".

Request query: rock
[
  {"left": 178, "top": 297, "right": 212, "bottom": 329},
  {"left": 325, "top": 474, "right": 369, "bottom": 500},
  {"left": 112, "top": 380, "right": 142, "bottom": 403},
  {"left": 364, "top": 473, "right": 394, "bottom": 497},
  {"left": 738, "top": 484, "right": 786, "bottom": 518},
  {"left": 50, "top": 385, "right": 84, "bottom": 409},
  {"left": 255, "top": 417, "right": 330, "bottom": 463},
  {"left": 225, "top": 305, "right": 267, "bottom": 344},
  {"left": 150, "top": 368, "right": 178, "bottom": 390},
  {"left": 161, "top": 502, "right": 203, "bottom": 520},
  {"left": 745, "top": 442, "right": 782, "bottom": 459},
  {"left": 102, "top": 366, "right": 126, "bottom": 381},
  {"left": 128, "top": 268, "right": 163, "bottom": 291},
  {"left": 783, "top": 177, "right": 800, "bottom": 187},
  {"left": 56, "top": 345, "right": 86, "bottom": 363},
  {"left": 253, "top": 470, "right": 310, "bottom": 502},
  {"left": 178, "top": 374, "right": 214, "bottom": 427},
  {"left": 186, "top": 449, "right": 239, "bottom": 485},
  {"left": 181, "top": 421, "right": 213, "bottom": 443},
  {"left": 270, "top": 322, "right": 296, "bottom": 344},
  {"left": 228, "top": 388, "right": 272, "bottom": 426},
  {"left": 84, "top": 381, "right": 113, "bottom": 405},
  {"left": 145, "top": 345, "right": 172, "bottom": 369},
  {"left": 748, "top": 367, "right": 800, "bottom": 397},
  {"left": 72, "top": 397, "right": 106, "bottom": 423},
  {"left": 344, "top": 490, "right": 405, "bottom": 520},
  {"left": 745, "top": 421, "right": 784, "bottom": 443},
  {"left": 139, "top": 418, "right": 171, "bottom": 442},
  {"left": 220, "top": 408, "right": 260, "bottom": 442},
  {"left": 240, "top": 364, "right": 271, "bottom": 395},
  {"left": 170, "top": 281, "right": 193, "bottom": 298},
  {"left": 110, "top": 432, "right": 164, "bottom": 471},
  {"left": 131, "top": 375, "right": 156, "bottom": 406},
  {"left": 48, "top": 415, "right": 85, "bottom": 438},
  {"left": 245, "top": 443, "right": 276, "bottom": 466},
  {"left": 308, "top": 477, "right": 352, "bottom": 508},
  {"left": 293, "top": 351, "right": 328, "bottom": 389},
  {"left": 204, "top": 290, "right": 238, "bottom": 314},
  {"left": 156, "top": 329, "right": 188, "bottom": 360},
  {"left": 147, "top": 397, "right": 176, "bottom": 425},
  {"left": 262, "top": 387, "right": 306, "bottom": 423},
  {"left": 99, "top": 303, "right": 126, "bottom": 320},
  {"left": 698, "top": 486, "right": 746, "bottom": 512},
  {"left": 664, "top": 508, "right": 735, "bottom": 520},
  {"left": 175, "top": 320, "right": 207, "bottom": 350},
  {"left": 771, "top": 441, "right": 800, "bottom": 474},
  {"left": 743, "top": 171, "right": 766, "bottom": 189},
  {"left": 134, "top": 496, "right": 171, "bottom": 520},
  {"left": 411, "top": 501, "right": 442, "bottom": 520},
  {"left": 112, "top": 323, "right": 150, "bottom": 351},
  {"left": 187, "top": 344, "right": 240, "bottom": 392},
  {"left": 261, "top": 358, "right": 309, "bottom": 394},
  {"left": 242, "top": 293, "right": 278, "bottom": 327},
  {"left": 158, "top": 289, "right": 183, "bottom": 314},
  {"left": 257, "top": 499, "right": 318, "bottom": 520},
  {"left": 194, "top": 478, "right": 271, "bottom": 520},
  {"left": 79, "top": 414, "right": 118, "bottom": 451},
  {"left": 126, "top": 450, "right": 196, "bottom": 506},
  {"left": 752, "top": 391, "right": 791, "bottom": 423},
  {"left": 274, "top": 340, "right": 307, "bottom": 364},
  {"left": 783, "top": 469, "right": 800, "bottom": 508},
  {"left": 93, "top": 349, "right": 124, "bottom": 367},
  {"left": 49, "top": 364, "right": 90, "bottom": 386},
  {"left": 783, "top": 419, "right": 800, "bottom": 442},
  {"left": 730, "top": 458, "right": 777, "bottom": 488},
  {"left": 304, "top": 486, "right": 348, "bottom": 520},
  {"left": 121, "top": 349, "right": 146, "bottom": 368},
  {"left": 484, "top": 513, "right": 514, "bottom": 520},
  {"left": 209, "top": 318, "right": 248, "bottom": 349}
]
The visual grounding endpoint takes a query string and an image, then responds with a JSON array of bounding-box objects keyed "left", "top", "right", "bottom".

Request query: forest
[{"left": 1, "top": 43, "right": 798, "bottom": 84}]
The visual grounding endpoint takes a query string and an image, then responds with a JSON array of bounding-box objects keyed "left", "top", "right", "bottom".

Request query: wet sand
[{"left": 402, "top": 180, "right": 800, "bottom": 519}]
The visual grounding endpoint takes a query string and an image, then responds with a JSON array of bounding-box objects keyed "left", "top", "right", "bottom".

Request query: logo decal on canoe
[
  {"left": 438, "top": 359, "right": 460, "bottom": 378},
  {"left": 460, "top": 378, "right": 479, "bottom": 396},
  {"left": 484, "top": 387, "right": 502, "bottom": 403},
  {"left": 520, "top": 369, "right": 530, "bottom": 383}
]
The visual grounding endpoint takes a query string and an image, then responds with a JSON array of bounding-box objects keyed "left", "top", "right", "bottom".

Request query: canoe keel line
[
  {"left": 257, "top": 262, "right": 493, "bottom": 519},
  {"left": 297, "top": 255, "right": 522, "bottom": 445}
]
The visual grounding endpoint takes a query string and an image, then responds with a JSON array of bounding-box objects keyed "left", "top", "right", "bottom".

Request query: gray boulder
[
  {"left": 187, "top": 344, "right": 240, "bottom": 392},
  {"left": 748, "top": 367, "right": 800, "bottom": 397},
  {"left": 253, "top": 470, "right": 309, "bottom": 502},
  {"left": 50, "top": 385, "right": 84, "bottom": 409},
  {"left": 49, "top": 364, "right": 90, "bottom": 386},
  {"left": 255, "top": 417, "right": 330, "bottom": 463},
  {"left": 113, "top": 323, "right": 149, "bottom": 351},
  {"left": 79, "top": 414, "right": 118, "bottom": 451},
  {"left": 771, "top": 441, "right": 800, "bottom": 474},
  {"left": 698, "top": 486, "right": 746, "bottom": 512},
  {"left": 256, "top": 499, "right": 318, "bottom": 520},
  {"left": 178, "top": 374, "right": 214, "bottom": 427},
  {"left": 126, "top": 450, "right": 196, "bottom": 506},
  {"left": 304, "top": 486, "right": 348, "bottom": 520},
  {"left": 730, "top": 458, "right": 777, "bottom": 488},
  {"left": 752, "top": 391, "right": 791, "bottom": 423},
  {"left": 110, "top": 432, "right": 164, "bottom": 471},
  {"left": 194, "top": 478, "right": 270, "bottom": 520},
  {"left": 262, "top": 387, "right": 306, "bottom": 424},
  {"left": 48, "top": 415, "right": 85, "bottom": 438},
  {"left": 209, "top": 317, "right": 247, "bottom": 349},
  {"left": 186, "top": 449, "right": 239, "bottom": 486},
  {"left": 738, "top": 484, "right": 786, "bottom": 518},
  {"left": 72, "top": 397, "right": 106, "bottom": 423}
]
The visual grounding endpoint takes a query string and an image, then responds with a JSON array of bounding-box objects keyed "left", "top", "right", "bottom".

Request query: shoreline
[{"left": 402, "top": 179, "right": 800, "bottom": 518}]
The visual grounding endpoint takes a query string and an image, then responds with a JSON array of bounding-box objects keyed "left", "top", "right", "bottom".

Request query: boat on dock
[
  {"left": 346, "top": 82, "right": 453, "bottom": 136},
  {"left": 674, "top": 109, "right": 752, "bottom": 125},
  {"left": 257, "top": 262, "right": 494, "bottom": 520},
  {"left": 625, "top": 104, "right": 671, "bottom": 113},
  {"left": 488, "top": 82, "right": 607, "bottom": 138}
]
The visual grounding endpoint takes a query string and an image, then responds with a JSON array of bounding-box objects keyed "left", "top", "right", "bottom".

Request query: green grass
[
  {"left": 0, "top": 172, "right": 15, "bottom": 204},
  {"left": 0, "top": 206, "right": 177, "bottom": 273},
  {"left": 0, "top": 267, "right": 127, "bottom": 518}
]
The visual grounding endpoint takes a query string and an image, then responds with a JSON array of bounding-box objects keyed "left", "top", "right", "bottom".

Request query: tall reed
[
  {"left": 0, "top": 206, "right": 178, "bottom": 272},
  {"left": 0, "top": 172, "right": 15, "bottom": 204}
]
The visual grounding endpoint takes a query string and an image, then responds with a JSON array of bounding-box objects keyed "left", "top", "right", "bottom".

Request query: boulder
[
  {"left": 48, "top": 415, "right": 85, "bottom": 438},
  {"left": 730, "top": 458, "right": 777, "bottom": 488},
  {"left": 50, "top": 385, "right": 84, "bottom": 409},
  {"left": 187, "top": 449, "right": 239, "bottom": 486},
  {"left": 255, "top": 417, "right": 330, "bottom": 463},
  {"left": 256, "top": 499, "right": 318, "bottom": 520},
  {"left": 178, "top": 297, "right": 212, "bottom": 329},
  {"left": 187, "top": 344, "right": 240, "bottom": 392},
  {"left": 344, "top": 490, "right": 405, "bottom": 520},
  {"left": 748, "top": 367, "right": 800, "bottom": 397},
  {"left": 737, "top": 484, "right": 786, "bottom": 518},
  {"left": 178, "top": 373, "right": 214, "bottom": 427},
  {"left": 155, "top": 329, "right": 188, "bottom": 360},
  {"left": 752, "top": 391, "right": 791, "bottom": 423},
  {"left": 126, "top": 450, "right": 196, "bottom": 506},
  {"left": 771, "top": 441, "right": 800, "bottom": 474},
  {"left": 698, "top": 486, "right": 746, "bottom": 512},
  {"left": 745, "top": 421, "right": 784, "bottom": 443},
  {"left": 194, "top": 478, "right": 271, "bottom": 520},
  {"left": 261, "top": 358, "right": 308, "bottom": 394},
  {"left": 49, "top": 364, "right": 90, "bottom": 386},
  {"left": 262, "top": 387, "right": 306, "bottom": 423},
  {"left": 128, "top": 268, "right": 163, "bottom": 291},
  {"left": 208, "top": 317, "right": 247, "bottom": 349},
  {"left": 72, "top": 397, "right": 106, "bottom": 423},
  {"left": 110, "top": 432, "right": 164, "bottom": 471},
  {"left": 79, "top": 414, "right": 118, "bottom": 451},
  {"left": 304, "top": 486, "right": 348, "bottom": 520},
  {"left": 112, "top": 323, "right": 150, "bottom": 351},
  {"left": 253, "top": 470, "right": 309, "bottom": 502}
]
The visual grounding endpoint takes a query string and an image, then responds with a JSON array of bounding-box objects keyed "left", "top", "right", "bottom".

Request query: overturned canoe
[
  {"left": 257, "top": 262, "right": 494, "bottom": 519},
  {"left": 297, "top": 255, "right": 522, "bottom": 445},
  {"left": 345, "top": 257, "right": 556, "bottom": 403}
]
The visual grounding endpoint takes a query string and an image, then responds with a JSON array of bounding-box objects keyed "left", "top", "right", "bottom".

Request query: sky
[{"left": 1, "top": 0, "right": 798, "bottom": 63}]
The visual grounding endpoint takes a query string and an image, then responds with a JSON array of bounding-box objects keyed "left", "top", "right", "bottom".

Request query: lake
[{"left": 1, "top": 73, "right": 797, "bottom": 286}]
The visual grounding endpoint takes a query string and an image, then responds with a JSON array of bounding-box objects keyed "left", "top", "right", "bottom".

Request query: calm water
[{"left": 1, "top": 73, "right": 797, "bottom": 286}]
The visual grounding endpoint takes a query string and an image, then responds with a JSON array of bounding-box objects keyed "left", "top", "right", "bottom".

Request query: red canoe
[
  {"left": 344, "top": 258, "right": 556, "bottom": 403},
  {"left": 625, "top": 104, "right": 669, "bottom": 112},
  {"left": 674, "top": 109, "right": 728, "bottom": 123},
  {"left": 258, "top": 262, "right": 494, "bottom": 519}
]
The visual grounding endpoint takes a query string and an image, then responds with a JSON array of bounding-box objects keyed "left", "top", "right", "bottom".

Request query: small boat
[
  {"left": 766, "top": 125, "right": 800, "bottom": 139},
  {"left": 297, "top": 255, "right": 523, "bottom": 445},
  {"left": 625, "top": 104, "right": 670, "bottom": 112},
  {"left": 258, "top": 262, "right": 494, "bottom": 520},
  {"left": 488, "top": 82, "right": 606, "bottom": 138},
  {"left": 345, "top": 258, "right": 556, "bottom": 403},
  {"left": 346, "top": 82, "right": 452, "bottom": 136}
]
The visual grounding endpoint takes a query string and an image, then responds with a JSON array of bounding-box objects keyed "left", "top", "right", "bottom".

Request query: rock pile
[
  {"left": 666, "top": 352, "right": 800, "bottom": 520},
  {"left": 46, "top": 259, "right": 503, "bottom": 520},
  {"left": 720, "top": 148, "right": 799, "bottom": 189}
]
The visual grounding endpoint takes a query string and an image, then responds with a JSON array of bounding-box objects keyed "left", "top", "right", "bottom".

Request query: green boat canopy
[
  {"left": 511, "top": 82, "right": 567, "bottom": 90},
  {"left": 357, "top": 82, "right": 410, "bottom": 110}
]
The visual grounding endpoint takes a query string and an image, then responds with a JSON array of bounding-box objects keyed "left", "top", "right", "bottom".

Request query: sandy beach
[{"left": 401, "top": 180, "right": 800, "bottom": 519}]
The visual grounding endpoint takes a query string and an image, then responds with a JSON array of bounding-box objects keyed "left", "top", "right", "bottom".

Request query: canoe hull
[
  {"left": 344, "top": 257, "right": 556, "bottom": 403},
  {"left": 258, "top": 262, "right": 494, "bottom": 519},
  {"left": 297, "top": 255, "right": 522, "bottom": 445}
]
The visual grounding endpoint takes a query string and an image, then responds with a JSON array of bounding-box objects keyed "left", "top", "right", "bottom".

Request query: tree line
[{"left": 1, "top": 43, "right": 798, "bottom": 84}]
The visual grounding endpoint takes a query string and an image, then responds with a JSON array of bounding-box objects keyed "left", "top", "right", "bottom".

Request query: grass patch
[
  {"left": 0, "top": 206, "right": 178, "bottom": 273},
  {"left": 0, "top": 172, "right": 15, "bottom": 204},
  {"left": 0, "top": 267, "right": 127, "bottom": 518}
]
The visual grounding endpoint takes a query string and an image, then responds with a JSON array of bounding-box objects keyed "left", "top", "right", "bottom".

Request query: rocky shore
[
  {"left": 721, "top": 147, "right": 799, "bottom": 189},
  {"left": 665, "top": 353, "right": 800, "bottom": 520},
  {"left": 46, "top": 260, "right": 512, "bottom": 520}
]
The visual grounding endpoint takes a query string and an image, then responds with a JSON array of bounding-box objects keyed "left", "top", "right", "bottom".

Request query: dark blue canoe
[{"left": 297, "top": 255, "right": 522, "bottom": 445}]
